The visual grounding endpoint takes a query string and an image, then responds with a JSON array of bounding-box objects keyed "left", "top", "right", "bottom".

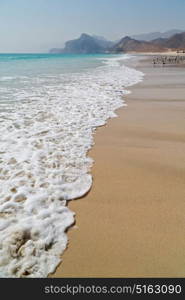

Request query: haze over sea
[{"left": 0, "top": 53, "right": 143, "bottom": 277}]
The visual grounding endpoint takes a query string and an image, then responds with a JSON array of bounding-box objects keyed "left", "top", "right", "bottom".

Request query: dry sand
[{"left": 52, "top": 56, "right": 185, "bottom": 278}]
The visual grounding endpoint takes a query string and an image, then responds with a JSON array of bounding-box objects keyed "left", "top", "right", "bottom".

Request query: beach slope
[{"left": 52, "top": 56, "right": 185, "bottom": 277}]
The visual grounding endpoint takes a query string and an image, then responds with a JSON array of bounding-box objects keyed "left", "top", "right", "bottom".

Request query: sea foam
[{"left": 0, "top": 55, "right": 143, "bottom": 277}]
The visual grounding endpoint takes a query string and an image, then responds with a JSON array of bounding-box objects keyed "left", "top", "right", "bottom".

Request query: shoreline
[{"left": 52, "top": 54, "right": 185, "bottom": 278}]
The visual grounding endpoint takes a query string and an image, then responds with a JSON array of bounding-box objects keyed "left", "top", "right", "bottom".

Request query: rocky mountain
[
  {"left": 111, "top": 36, "right": 166, "bottom": 53},
  {"left": 50, "top": 30, "right": 185, "bottom": 54},
  {"left": 50, "top": 34, "right": 112, "bottom": 54},
  {"left": 132, "top": 29, "right": 183, "bottom": 41},
  {"left": 152, "top": 32, "right": 185, "bottom": 49},
  {"left": 92, "top": 35, "right": 115, "bottom": 48}
]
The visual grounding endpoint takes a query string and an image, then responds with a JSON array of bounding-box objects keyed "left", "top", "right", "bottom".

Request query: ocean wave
[{"left": 0, "top": 55, "right": 144, "bottom": 277}]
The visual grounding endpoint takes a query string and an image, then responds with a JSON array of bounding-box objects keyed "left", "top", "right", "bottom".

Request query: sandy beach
[{"left": 52, "top": 55, "right": 185, "bottom": 278}]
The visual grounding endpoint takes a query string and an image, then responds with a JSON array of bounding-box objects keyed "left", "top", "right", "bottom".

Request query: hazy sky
[{"left": 0, "top": 0, "right": 185, "bottom": 53}]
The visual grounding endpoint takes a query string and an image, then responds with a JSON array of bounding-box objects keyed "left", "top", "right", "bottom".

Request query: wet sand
[{"left": 52, "top": 56, "right": 185, "bottom": 278}]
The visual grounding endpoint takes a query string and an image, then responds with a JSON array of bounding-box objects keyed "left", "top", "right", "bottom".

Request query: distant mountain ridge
[
  {"left": 152, "top": 32, "right": 185, "bottom": 49},
  {"left": 111, "top": 32, "right": 185, "bottom": 53},
  {"left": 50, "top": 30, "right": 185, "bottom": 54},
  {"left": 92, "top": 35, "right": 115, "bottom": 48},
  {"left": 131, "top": 29, "right": 183, "bottom": 41}
]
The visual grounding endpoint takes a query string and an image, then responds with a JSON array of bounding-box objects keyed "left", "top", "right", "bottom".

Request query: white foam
[{"left": 0, "top": 55, "right": 144, "bottom": 277}]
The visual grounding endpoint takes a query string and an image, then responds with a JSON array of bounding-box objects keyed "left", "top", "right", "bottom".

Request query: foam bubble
[{"left": 0, "top": 55, "right": 144, "bottom": 277}]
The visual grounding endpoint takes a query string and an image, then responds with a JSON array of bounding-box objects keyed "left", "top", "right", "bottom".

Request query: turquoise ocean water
[
  {"left": 0, "top": 53, "right": 114, "bottom": 107},
  {"left": 0, "top": 53, "right": 108, "bottom": 77}
]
